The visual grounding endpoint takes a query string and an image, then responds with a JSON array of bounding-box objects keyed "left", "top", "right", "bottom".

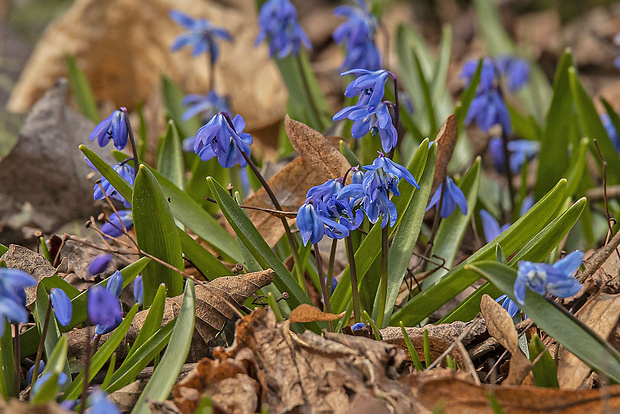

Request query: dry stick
[
  {"left": 455, "top": 338, "right": 481, "bottom": 385},
  {"left": 95, "top": 181, "right": 129, "bottom": 236},
  {"left": 52, "top": 233, "right": 68, "bottom": 268},
  {"left": 205, "top": 197, "right": 298, "bottom": 218},
  {"left": 30, "top": 303, "right": 52, "bottom": 390},
  {"left": 426, "top": 315, "right": 481, "bottom": 370},
  {"left": 593, "top": 139, "right": 620, "bottom": 261},
  {"left": 484, "top": 349, "right": 509, "bottom": 383},
  {"left": 587, "top": 185, "right": 620, "bottom": 201},
  {"left": 577, "top": 229, "right": 620, "bottom": 283}
]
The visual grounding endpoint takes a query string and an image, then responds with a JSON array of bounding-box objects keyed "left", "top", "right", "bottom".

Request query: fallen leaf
[
  {"left": 288, "top": 304, "right": 345, "bottom": 323},
  {"left": 480, "top": 294, "right": 532, "bottom": 385},
  {"left": 431, "top": 115, "right": 458, "bottom": 194},
  {"left": 8, "top": 0, "right": 287, "bottom": 132},
  {"left": 558, "top": 293, "right": 620, "bottom": 389}
]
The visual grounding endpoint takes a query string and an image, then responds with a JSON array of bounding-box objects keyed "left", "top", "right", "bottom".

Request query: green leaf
[
  {"left": 0, "top": 244, "right": 7, "bottom": 257},
  {"left": 127, "top": 284, "right": 166, "bottom": 359},
  {"left": 569, "top": 67, "right": 620, "bottom": 184},
  {"left": 156, "top": 120, "right": 185, "bottom": 190},
  {"left": 177, "top": 230, "right": 233, "bottom": 279},
  {"left": 529, "top": 333, "right": 559, "bottom": 388},
  {"left": 469, "top": 262, "right": 620, "bottom": 383},
  {"left": 133, "top": 165, "right": 184, "bottom": 306},
  {"left": 565, "top": 138, "right": 589, "bottom": 199},
  {"left": 391, "top": 179, "right": 568, "bottom": 326},
  {"left": 400, "top": 321, "right": 423, "bottom": 371},
  {"left": 81, "top": 145, "right": 133, "bottom": 199},
  {"left": 339, "top": 140, "right": 360, "bottom": 168},
  {"left": 413, "top": 52, "right": 437, "bottom": 134},
  {"left": 424, "top": 158, "right": 481, "bottom": 288},
  {"left": 161, "top": 74, "right": 202, "bottom": 139},
  {"left": 0, "top": 324, "right": 14, "bottom": 399},
  {"left": 455, "top": 59, "right": 482, "bottom": 132},
  {"left": 376, "top": 144, "right": 436, "bottom": 325},
  {"left": 535, "top": 49, "right": 574, "bottom": 198},
  {"left": 132, "top": 280, "right": 195, "bottom": 414},
  {"left": 430, "top": 25, "right": 452, "bottom": 107},
  {"left": 31, "top": 372, "right": 60, "bottom": 404},
  {"left": 65, "top": 55, "right": 98, "bottom": 123},
  {"left": 62, "top": 304, "right": 140, "bottom": 402}
]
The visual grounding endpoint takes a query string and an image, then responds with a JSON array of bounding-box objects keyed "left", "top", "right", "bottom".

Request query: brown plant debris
[
  {"left": 431, "top": 114, "right": 458, "bottom": 195},
  {"left": 288, "top": 304, "right": 345, "bottom": 324}
]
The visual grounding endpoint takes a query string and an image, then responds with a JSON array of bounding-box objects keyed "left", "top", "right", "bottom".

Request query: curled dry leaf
[
  {"left": 8, "top": 0, "right": 286, "bottom": 131},
  {"left": 480, "top": 294, "right": 532, "bottom": 385},
  {"left": 430, "top": 115, "right": 458, "bottom": 195},
  {"left": 288, "top": 303, "right": 345, "bottom": 324},
  {"left": 236, "top": 117, "right": 350, "bottom": 246},
  {"left": 558, "top": 293, "right": 620, "bottom": 389}
]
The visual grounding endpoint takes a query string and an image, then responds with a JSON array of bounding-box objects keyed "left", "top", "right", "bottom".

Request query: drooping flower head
[
  {"left": 181, "top": 91, "right": 230, "bottom": 122},
  {"left": 27, "top": 360, "right": 45, "bottom": 385},
  {"left": 88, "top": 254, "right": 113, "bottom": 276},
  {"left": 488, "top": 138, "right": 540, "bottom": 173},
  {"left": 514, "top": 250, "right": 583, "bottom": 305},
  {"left": 134, "top": 275, "right": 143, "bottom": 307},
  {"left": 465, "top": 89, "right": 511, "bottom": 134},
  {"left": 31, "top": 372, "right": 68, "bottom": 398},
  {"left": 91, "top": 161, "right": 135, "bottom": 208},
  {"left": 333, "top": 0, "right": 380, "bottom": 70},
  {"left": 101, "top": 210, "right": 134, "bottom": 239},
  {"left": 194, "top": 113, "right": 253, "bottom": 168},
  {"left": 426, "top": 177, "right": 468, "bottom": 218},
  {"left": 255, "top": 0, "right": 311, "bottom": 59},
  {"left": 480, "top": 209, "right": 510, "bottom": 244},
  {"left": 89, "top": 109, "right": 129, "bottom": 151},
  {"left": 342, "top": 69, "right": 390, "bottom": 107},
  {"left": 170, "top": 10, "right": 232, "bottom": 64},
  {"left": 50, "top": 288, "right": 72, "bottom": 327},
  {"left": 0, "top": 268, "right": 36, "bottom": 336},
  {"left": 88, "top": 286, "right": 122, "bottom": 336},
  {"left": 496, "top": 294, "right": 521, "bottom": 318}
]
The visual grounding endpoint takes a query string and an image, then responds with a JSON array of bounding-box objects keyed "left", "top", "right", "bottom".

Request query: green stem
[
  {"left": 294, "top": 53, "right": 325, "bottom": 130},
  {"left": 13, "top": 324, "right": 19, "bottom": 396},
  {"left": 80, "top": 327, "right": 92, "bottom": 414},
  {"left": 377, "top": 226, "right": 389, "bottom": 328},
  {"left": 346, "top": 236, "right": 361, "bottom": 323},
  {"left": 31, "top": 303, "right": 52, "bottom": 389},
  {"left": 121, "top": 107, "right": 139, "bottom": 173},
  {"left": 326, "top": 239, "right": 337, "bottom": 295},
  {"left": 313, "top": 244, "right": 333, "bottom": 331}
]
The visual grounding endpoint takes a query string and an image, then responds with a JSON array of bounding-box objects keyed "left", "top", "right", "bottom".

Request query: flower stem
[
  {"left": 31, "top": 303, "right": 52, "bottom": 389},
  {"left": 423, "top": 178, "right": 447, "bottom": 271},
  {"left": 377, "top": 225, "right": 389, "bottom": 328},
  {"left": 346, "top": 236, "right": 361, "bottom": 323},
  {"left": 13, "top": 324, "right": 20, "bottom": 395},
  {"left": 313, "top": 243, "right": 333, "bottom": 331},
  {"left": 327, "top": 239, "right": 338, "bottom": 294},
  {"left": 121, "top": 108, "right": 139, "bottom": 173},
  {"left": 80, "top": 326, "right": 92, "bottom": 414}
]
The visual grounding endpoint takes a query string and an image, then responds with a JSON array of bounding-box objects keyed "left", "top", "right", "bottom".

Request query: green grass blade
[
  {"left": 529, "top": 333, "right": 559, "bottom": 388},
  {"left": 127, "top": 284, "right": 167, "bottom": 359},
  {"left": 430, "top": 25, "right": 452, "bottom": 106},
  {"left": 400, "top": 321, "right": 423, "bottom": 371},
  {"left": 161, "top": 74, "right": 202, "bottom": 139},
  {"left": 65, "top": 55, "right": 98, "bottom": 123},
  {"left": 156, "top": 120, "right": 185, "bottom": 190}
]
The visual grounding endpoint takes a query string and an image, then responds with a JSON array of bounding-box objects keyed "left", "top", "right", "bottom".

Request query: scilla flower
[
  {"left": 170, "top": 10, "right": 232, "bottom": 63},
  {"left": 333, "top": 0, "right": 380, "bottom": 70},
  {"left": 0, "top": 268, "right": 36, "bottom": 336},
  {"left": 89, "top": 109, "right": 129, "bottom": 151},
  {"left": 496, "top": 56, "right": 530, "bottom": 92},
  {"left": 88, "top": 388, "right": 121, "bottom": 414},
  {"left": 342, "top": 69, "right": 389, "bottom": 107},
  {"left": 255, "top": 0, "right": 311, "bottom": 58},
  {"left": 601, "top": 113, "right": 620, "bottom": 152},
  {"left": 488, "top": 138, "right": 540, "bottom": 173},
  {"left": 134, "top": 275, "right": 143, "bottom": 307},
  {"left": 194, "top": 113, "right": 253, "bottom": 168},
  {"left": 333, "top": 102, "right": 398, "bottom": 152},
  {"left": 426, "top": 177, "right": 468, "bottom": 218},
  {"left": 465, "top": 89, "right": 511, "bottom": 134},
  {"left": 92, "top": 161, "right": 135, "bottom": 208},
  {"left": 182, "top": 91, "right": 230, "bottom": 122},
  {"left": 496, "top": 294, "right": 521, "bottom": 318},
  {"left": 88, "top": 254, "right": 113, "bottom": 276},
  {"left": 514, "top": 251, "right": 583, "bottom": 305},
  {"left": 50, "top": 288, "right": 72, "bottom": 327},
  {"left": 88, "top": 286, "right": 122, "bottom": 335},
  {"left": 101, "top": 210, "right": 133, "bottom": 239}
]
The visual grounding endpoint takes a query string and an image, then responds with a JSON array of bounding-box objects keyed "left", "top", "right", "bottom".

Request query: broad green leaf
[
  {"left": 187, "top": 157, "right": 228, "bottom": 214},
  {"left": 535, "top": 49, "right": 574, "bottom": 198},
  {"left": 65, "top": 55, "right": 98, "bottom": 123},
  {"left": 132, "top": 280, "right": 195, "bottom": 414},
  {"left": 569, "top": 68, "right": 620, "bottom": 184},
  {"left": 375, "top": 144, "right": 436, "bottom": 325},
  {"left": 62, "top": 304, "right": 140, "bottom": 401},
  {"left": 156, "top": 120, "right": 185, "bottom": 190},
  {"left": 468, "top": 262, "right": 620, "bottom": 383},
  {"left": 0, "top": 324, "right": 13, "bottom": 398},
  {"left": 127, "top": 284, "right": 167, "bottom": 358},
  {"left": 177, "top": 230, "right": 233, "bottom": 279},
  {"left": 424, "top": 158, "right": 481, "bottom": 288},
  {"left": 161, "top": 74, "right": 202, "bottom": 139},
  {"left": 133, "top": 166, "right": 184, "bottom": 306},
  {"left": 441, "top": 197, "right": 586, "bottom": 323},
  {"left": 565, "top": 138, "right": 589, "bottom": 199},
  {"left": 413, "top": 52, "right": 437, "bottom": 134},
  {"left": 391, "top": 179, "right": 567, "bottom": 326},
  {"left": 529, "top": 333, "right": 559, "bottom": 388}
]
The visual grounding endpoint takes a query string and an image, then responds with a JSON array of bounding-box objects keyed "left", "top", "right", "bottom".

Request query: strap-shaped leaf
[
  {"left": 156, "top": 120, "right": 184, "bottom": 190},
  {"left": 127, "top": 284, "right": 167, "bottom": 358},
  {"left": 133, "top": 165, "right": 184, "bottom": 306},
  {"left": 468, "top": 261, "right": 620, "bottom": 383},
  {"left": 65, "top": 55, "right": 98, "bottom": 123}
]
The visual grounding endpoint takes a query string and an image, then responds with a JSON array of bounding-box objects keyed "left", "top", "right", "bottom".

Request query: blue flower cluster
[
  {"left": 90, "top": 161, "right": 135, "bottom": 208},
  {"left": 298, "top": 153, "right": 418, "bottom": 245},
  {"left": 194, "top": 113, "right": 253, "bottom": 168},
  {"left": 460, "top": 56, "right": 530, "bottom": 135},
  {"left": 488, "top": 138, "right": 540, "bottom": 174},
  {"left": 333, "top": 0, "right": 380, "bottom": 71},
  {"left": 88, "top": 270, "right": 124, "bottom": 336},
  {"left": 255, "top": 0, "right": 311, "bottom": 59},
  {"left": 170, "top": 10, "right": 232, "bottom": 64},
  {"left": 49, "top": 288, "right": 72, "bottom": 327},
  {"left": 333, "top": 69, "right": 398, "bottom": 153}
]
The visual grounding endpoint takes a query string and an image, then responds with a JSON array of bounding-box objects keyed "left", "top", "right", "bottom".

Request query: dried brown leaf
[
  {"left": 431, "top": 115, "right": 457, "bottom": 194},
  {"left": 481, "top": 294, "right": 532, "bottom": 385},
  {"left": 558, "top": 293, "right": 620, "bottom": 389},
  {"left": 288, "top": 304, "right": 345, "bottom": 323}
]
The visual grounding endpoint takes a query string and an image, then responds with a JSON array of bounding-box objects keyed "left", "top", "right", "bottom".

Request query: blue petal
[
  {"left": 50, "top": 288, "right": 72, "bottom": 327},
  {"left": 480, "top": 209, "right": 502, "bottom": 243},
  {"left": 551, "top": 250, "right": 583, "bottom": 276}
]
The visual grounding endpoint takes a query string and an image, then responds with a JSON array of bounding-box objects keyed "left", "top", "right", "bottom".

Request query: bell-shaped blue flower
[
  {"left": 194, "top": 113, "right": 253, "bottom": 168},
  {"left": 88, "top": 286, "right": 122, "bottom": 334},
  {"left": 496, "top": 56, "right": 530, "bottom": 92},
  {"left": 88, "top": 254, "right": 113, "bottom": 276},
  {"left": 92, "top": 162, "right": 135, "bottom": 208},
  {"left": 351, "top": 322, "right": 366, "bottom": 331},
  {"left": 459, "top": 58, "right": 498, "bottom": 93},
  {"left": 181, "top": 91, "right": 230, "bottom": 122},
  {"left": 49, "top": 288, "right": 72, "bottom": 327},
  {"left": 334, "top": 102, "right": 398, "bottom": 152},
  {"left": 465, "top": 90, "right": 511, "bottom": 134},
  {"left": 88, "top": 388, "right": 121, "bottom": 414},
  {"left": 333, "top": 0, "right": 380, "bottom": 70},
  {"left": 342, "top": 69, "right": 389, "bottom": 107},
  {"left": 170, "top": 10, "right": 232, "bottom": 64},
  {"left": 101, "top": 210, "right": 133, "bottom": 239},
  {"left": 488, "top": 138, "right": 540, "bottom": 173},
  {"left": 255, "top": 0, "right": 311, "bottom": 58},
  {"left": 514, "top": 251, "right": 583, "bottom": 305},
  {"left": 134, "top": 275, "right": 143, "bottom": 307},
  {"left": 297, "top": 203, "right": 327, "bottom": 245},
  {"left": 426, "top": 177, "right": 468, "bottom": 218},
  {"left": 27, "top": 360, "right": 45, "bottom": 385},
  {"left": 89, "top": 109, "right": 129, "bottom": 151},
  {"left": 0, "top": 268, "right": 36, "bottom": 336}
]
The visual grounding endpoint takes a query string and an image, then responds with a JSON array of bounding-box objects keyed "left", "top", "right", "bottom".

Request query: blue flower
[
  {"left": 333, "top": 102, "right": 398, "bottom": 152},
  {"left": 194, "top": 113, "right": 253, "bottom": 168},
  {"left": 342, "top": 69, "right": 390, "bottom": 107},
  {"left": 101, "top": 210, "right": 134, "bottom": 239},
  {"left": 0, "top": 268, "right": 36, "bottom": 336},
  {"left": 181, "top": 91, "right": 230, "bottom": 122},
  {"left": 88, "top": 286, "right": 122, "bottom": 335},
  {"left": 92, "top": 162, "right": 135, "bottom": 208},
  {"left": 50, "top": 288, "right": 72, "bottom": 327},
  {"left": 255, "top": 0, "right": 311, "bottom": 58},
  {"left": 466, "top": 90, "right": 511, "bottom": 134},
  {"left": 496, "top": 56, "right": 530, "bottom": 92},
  {"left": 333, "top": 0, "right": 380, "bottom": 70},
  {"left": 459, "top": 58, "right": 498, "bottom": 93},
  {"left": 32, "top": 371, "right": 68, "bottom": 397},
  {"left": 170, "top": 10, "right": 232, "bottom": 63},
  {"left": 88, "top": 388, "right": 121, "bottom": 414},
  {"left": 134, "top": 275, "right": 143, "bottom": 307},
  {"left": 514, "top": 251, "right": 583, "bottom": 305},
  {"left": 479, "top": 209, "right": 510, "bottom": 243},
  {"left": 488, "top": 138, "right": 540, "bottom": 173},
  {"left": 426, "top": 177, "right": 468, "bottom": 218},
  {"left": 27, "top": 360, "right": 45, "bottom": 385},
  {"left": 496, "top": 294, "right": 521, "bottom": 318},
  {"left": 88, "top": 254, "right": 113, "bottom": 276},
  {"left": 89, "top": 109, "right": 129, "bottom": 151},
  {"left": 106, "top": 271, "right": 123, "bottom": 298},
  {"left": 351, "top": 322, "right": 366, "bottom": 331},
  {"left": 601, "top": 113, "right": 620, "bottom": 152}
]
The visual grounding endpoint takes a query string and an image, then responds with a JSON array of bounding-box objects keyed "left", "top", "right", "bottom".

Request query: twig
[
  {"left": 426, "top": 315, "right": 481, "bottom": 370},
  {"left": 586, "top": 185, "right": 620, "bottom": 201},
  {"left": 455, "top": 338, "right": 481, "bottom": 385},
  {"left": 593, "top": 139, "right": 620, "bottom": 261},
  {"left": 577, "top": 229, "right": 620, "bottom": 283},
  {"left": 205, "top": 197, "right": 297, "bottom": 218}
]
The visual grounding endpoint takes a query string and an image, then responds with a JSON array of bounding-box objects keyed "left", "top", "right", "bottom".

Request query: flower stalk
[{"left": 346, "top": 235, "right": 361, "bottom": 322}]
